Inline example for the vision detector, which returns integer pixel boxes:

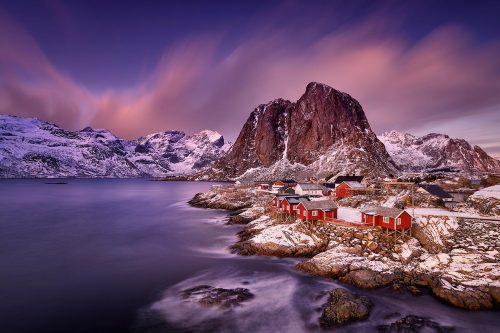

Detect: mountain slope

[0,115,227,178]
[379,130,500,174]
[203,82,398,181]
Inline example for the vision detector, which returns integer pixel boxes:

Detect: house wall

[324,210,337,220]
[373,212,412,229]
[335,183,353,198]
[297,204,322,221]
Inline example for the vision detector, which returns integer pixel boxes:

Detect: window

[396,218,401,225]
[383,216,390,223]
[312,210,318,216]
[291,204,296,211]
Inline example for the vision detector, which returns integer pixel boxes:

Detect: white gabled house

[294,183,325,196]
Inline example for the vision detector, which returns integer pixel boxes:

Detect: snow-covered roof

[300,200,337,211]
[361,206,405,218]
[471,185,500,200]
[296,183,324,190]
[283,196,310,204]
[342,181,364,188]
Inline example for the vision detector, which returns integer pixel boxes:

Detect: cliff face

[203,82,398,181]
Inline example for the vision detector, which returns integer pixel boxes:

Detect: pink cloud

[1,8,499,155]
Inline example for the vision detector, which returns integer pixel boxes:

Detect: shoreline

[189,187,500,312]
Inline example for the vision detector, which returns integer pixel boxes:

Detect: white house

[294,183,324,196]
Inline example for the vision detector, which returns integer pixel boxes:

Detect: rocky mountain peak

[203,82,398,181]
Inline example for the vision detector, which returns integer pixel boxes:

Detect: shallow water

[0,179,497,333]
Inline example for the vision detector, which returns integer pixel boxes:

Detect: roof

[361,206,405,218]
[255,180,273,185]
[333,175,364,184]
[300,200,338,211]
[277,179,296,184]
[419,184,452,199]
[341,181,364,189]
[322,183,336,189]
[273,194,299,201]
[283,196,311,204]
[296,183,325,190]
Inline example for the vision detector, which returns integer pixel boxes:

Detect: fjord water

[0,180,498,333]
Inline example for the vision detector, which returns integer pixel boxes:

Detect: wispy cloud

[1,5,499,155]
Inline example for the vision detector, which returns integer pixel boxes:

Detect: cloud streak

[1,6,499,155]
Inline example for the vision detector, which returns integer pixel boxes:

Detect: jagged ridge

[0,115,228,178]
[379,130,500,174]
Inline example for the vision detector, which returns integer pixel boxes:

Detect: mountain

[201,82,399,181]
[0,115,228,178]
[378,130,500,174]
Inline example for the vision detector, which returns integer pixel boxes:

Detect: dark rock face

[211,99,293,177]
[204,82,398,180]
[287,83,373,165]
[319,288,372,327]
[377,315,454,332]
[180,285,254,310]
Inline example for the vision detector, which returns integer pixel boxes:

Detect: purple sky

[1,0,499,157]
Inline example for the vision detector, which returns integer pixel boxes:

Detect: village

[232,174,500,239]
[189,173,500,318]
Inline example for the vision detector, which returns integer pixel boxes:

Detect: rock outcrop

[377,315,454,332]
[201,82,398,181]
[180,285,254,309]
[319,288,372,327]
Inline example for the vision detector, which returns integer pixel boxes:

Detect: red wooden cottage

[335,181,366,199]
[272,179,297,191]
[281,196,310,216]
[271,195,289,211]
[297,201,338,222]
[361,206,412,230]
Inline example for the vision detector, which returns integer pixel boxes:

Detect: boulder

[319,288,372,327]
[367,241,378,251]
[377,315,454,332]
[341,269,395,288]
[180,285,254,310]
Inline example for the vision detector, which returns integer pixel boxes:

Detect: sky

[0,0,499,157]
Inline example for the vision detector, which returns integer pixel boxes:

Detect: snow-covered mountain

[379,130,500,174]
[199,82,398,181]
[0,115,228,178]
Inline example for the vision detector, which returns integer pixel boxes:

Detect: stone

[180,285,254,310]
[367,241,378,251]
[319,288,372,328]
[377,315,454,332]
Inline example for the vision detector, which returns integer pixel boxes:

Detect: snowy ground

[337,207,362,223]
[407,208,500,222]
[471,185,500,200]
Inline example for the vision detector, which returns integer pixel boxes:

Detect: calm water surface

[0,179,498,333]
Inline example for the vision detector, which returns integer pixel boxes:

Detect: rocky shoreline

[189,187,499,325]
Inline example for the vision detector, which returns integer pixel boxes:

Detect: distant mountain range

[378,131,500,174]
[1,82,499,179]
[0,115,228,178]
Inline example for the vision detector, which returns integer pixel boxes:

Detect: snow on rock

[466,185,500,216]
[0,115,227,178]
[412,215,458,253]
[379,130,500,174]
